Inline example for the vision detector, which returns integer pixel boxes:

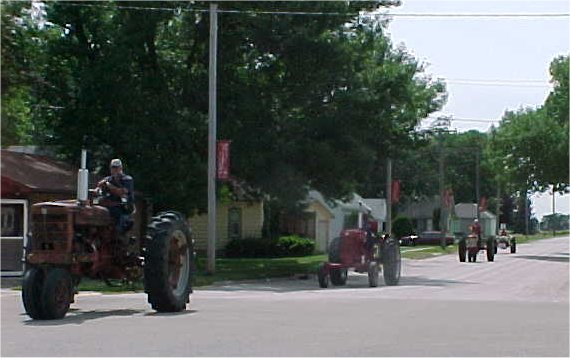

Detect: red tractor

[317,202,401,288]
[457,224,495,263]
[22,151,194,320]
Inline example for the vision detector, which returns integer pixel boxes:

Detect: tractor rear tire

[317,264,329,288]
[328,237,341,263]
[486,239,495,262]
[368,262,379,287]
[510,239,517,253]
[382,237,401,286]
[144,211,194,312]
[458,239,466,262]
[330,268,348,286]
[41,268,73,320]
[22,266,45,320]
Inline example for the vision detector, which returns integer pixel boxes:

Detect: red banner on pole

[443,189,452,208]
[479,196,487,212]
[217,140,231,180]
[391,180,400,204]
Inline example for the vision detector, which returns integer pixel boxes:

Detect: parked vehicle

[415,231,454,246]
[399,234,418,246]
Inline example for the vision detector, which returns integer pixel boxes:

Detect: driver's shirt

[104,174,134,204]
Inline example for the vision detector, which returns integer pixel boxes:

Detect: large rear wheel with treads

[144,211,194,312]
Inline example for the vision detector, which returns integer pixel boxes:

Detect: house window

[1,204,24,237]
[228,207,242,240]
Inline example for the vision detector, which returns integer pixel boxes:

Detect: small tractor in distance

[317,201,401,288]
[457,224,495,263]
[22,150,194,320]
[495,224,516,254]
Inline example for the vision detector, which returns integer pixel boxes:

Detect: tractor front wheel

[486,239,495,262]
[317,264,329,288]
[144,211,194,312]
[510,239,517,253]
[382,237,401,286]
[22,266,45,320]
[41,268,73,320]
[368,262,379,287]
[330,267,347,286]
[458,239,466,262]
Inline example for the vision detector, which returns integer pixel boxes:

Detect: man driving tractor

[472,218,482,247]
[96,158,134,236]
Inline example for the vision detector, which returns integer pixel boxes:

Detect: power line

[52,2,570,18]
[381,13,569,18]
[446,78,547,83]
[427,116,501,123]
[445,81,550,88]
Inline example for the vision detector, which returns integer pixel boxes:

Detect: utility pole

[207,3,218,274]
[429,116,453,247]
[496,184,501,233]
[386,158,392,236]
[524,189,529,235]
[475,150,480,223]
[438,136,445,247]
[550,184,556,236]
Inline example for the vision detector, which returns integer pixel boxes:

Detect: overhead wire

[50,2,570,18]
[48,1,559,128]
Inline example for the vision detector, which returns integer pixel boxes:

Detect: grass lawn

[73,254,327,293]
[13,231,567,293]
[400,245,457,260]
[514,230,568,244]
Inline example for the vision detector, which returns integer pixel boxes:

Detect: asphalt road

[1,236,568,357]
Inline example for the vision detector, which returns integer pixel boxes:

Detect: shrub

[275,235,315,257]
[224,235,315,258]
[393,216,413,239]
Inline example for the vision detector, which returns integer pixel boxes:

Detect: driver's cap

[110,158,123,168]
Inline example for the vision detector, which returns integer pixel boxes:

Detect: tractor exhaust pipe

[77,149,89,203]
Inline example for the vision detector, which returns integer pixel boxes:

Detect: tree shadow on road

[144,309,197,317]
[22,308,144,326]
[513,255,569,263]
[22,307,198,325]
[201,273,475,293]
[397,275,477,287]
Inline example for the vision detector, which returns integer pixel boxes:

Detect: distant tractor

[22,150,194,320]
[317,202,401,288]
[495,225,516,254]
[457,225,495,263]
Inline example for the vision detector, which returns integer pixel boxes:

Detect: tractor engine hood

[32,201,113,227]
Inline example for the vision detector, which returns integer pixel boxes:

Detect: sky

[381,0,570,221]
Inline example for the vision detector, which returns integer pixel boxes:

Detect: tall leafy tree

[489,55,569,193]
[19,0,447,215]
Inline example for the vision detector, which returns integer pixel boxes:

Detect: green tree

[25,1,445,216]
[489,55,569,193]
[1,1,54,146]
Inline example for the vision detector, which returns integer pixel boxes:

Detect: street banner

[217,140,231,180]
[479,196,487,212]
[391,180,400,204]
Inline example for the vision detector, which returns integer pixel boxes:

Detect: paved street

[1,236,568,356]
